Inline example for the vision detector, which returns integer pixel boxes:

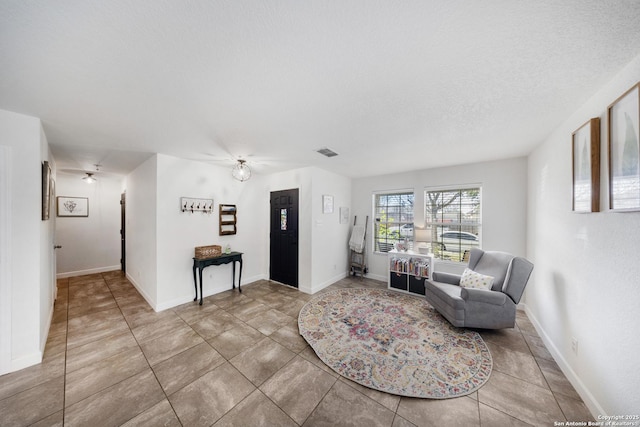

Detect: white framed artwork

[57,196,89,217]
[322,195,334,214]
[340,207,349,224]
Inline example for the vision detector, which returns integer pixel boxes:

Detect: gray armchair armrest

[431,271,461,285]
[460,288,507,306]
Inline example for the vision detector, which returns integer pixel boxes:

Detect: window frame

[372,189,415,254]
[424,184,482,263]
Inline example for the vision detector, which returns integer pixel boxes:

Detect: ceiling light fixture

[83,172,97,184]
[82,164,100,184]
[231,159,251,182]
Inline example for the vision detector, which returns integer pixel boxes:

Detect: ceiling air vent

[316,147,339,158]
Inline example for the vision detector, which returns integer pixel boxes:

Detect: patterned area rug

[298,288,492,398]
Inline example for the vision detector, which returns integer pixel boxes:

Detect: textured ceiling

[1,1,640,178]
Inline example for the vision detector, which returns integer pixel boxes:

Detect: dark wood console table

[192,252,243,305]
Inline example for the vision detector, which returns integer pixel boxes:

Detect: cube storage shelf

[388,250,434,296]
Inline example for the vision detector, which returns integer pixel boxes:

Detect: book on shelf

[409,258,430,278]
[389,257,409,273]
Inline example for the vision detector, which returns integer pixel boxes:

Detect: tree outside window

[424,187,481,262]
[373,192,414,253]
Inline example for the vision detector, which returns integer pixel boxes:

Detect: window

[373,191,414,253]
[424,186,481,262]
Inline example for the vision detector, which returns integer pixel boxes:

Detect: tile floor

[0,271,593,426]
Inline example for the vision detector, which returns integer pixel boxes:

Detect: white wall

[0,109,55,374]
[55,172,122,277]
[526,55,640,415]
[310,167,352,291]
[127,155,328,310]
[352,157,528,281]
[39,127,56,355]
[124,155,158,307]
[0,144,11,374]
[155,154,268,310]
[261,166,352,294]
[124,159,353,308]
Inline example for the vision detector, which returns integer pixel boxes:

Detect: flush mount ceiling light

[82,172,96,184]
[232,159,251,182]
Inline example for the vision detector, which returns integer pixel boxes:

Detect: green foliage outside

[375,214,400,252]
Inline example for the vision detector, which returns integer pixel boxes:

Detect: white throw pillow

[459,268,494,290]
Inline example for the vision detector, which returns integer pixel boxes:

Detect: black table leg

[232,261,236,290]
[193,266,198,302]
[238,259,243,292]
[198,268,204,305]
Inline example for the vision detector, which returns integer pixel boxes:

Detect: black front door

[270,189,299,288]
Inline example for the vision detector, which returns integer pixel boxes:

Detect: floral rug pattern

[298,288,492,398]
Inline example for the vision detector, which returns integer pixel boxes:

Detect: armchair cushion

[468,249,514,291]
[461,287,507,306]
[459,268,494,290]
[425,280,465,326]
[431,271,461,286]
[503,257,534,304]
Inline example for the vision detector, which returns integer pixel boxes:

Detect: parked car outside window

[400,223,413,237]
[386,223,414,238]
[438,231,479,252]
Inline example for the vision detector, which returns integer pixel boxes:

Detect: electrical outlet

[571,337,578,355]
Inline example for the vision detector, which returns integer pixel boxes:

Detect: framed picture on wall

[57,196,89,217]
[340,206,349,224]
[608,82,640,211]
[322,195,334,214]
[572,118,600,213]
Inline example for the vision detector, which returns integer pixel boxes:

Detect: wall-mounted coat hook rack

[181,197,214,214]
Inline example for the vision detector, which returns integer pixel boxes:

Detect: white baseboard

[125,272,157,311]
[365,273,386,282]
[241,274,269,285]
[522,304,605,417]
[1,267,52,376]
[298,281,312,294]
[298,286,313,295]
[57,265,121,279]
[10,351,42,373]
[156,294,199,312]
[40,299,54,354]
[8,291,55,374]
[308,271,348,294]
[154,274,268,312]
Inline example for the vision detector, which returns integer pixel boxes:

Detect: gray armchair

[425,248,533,329]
